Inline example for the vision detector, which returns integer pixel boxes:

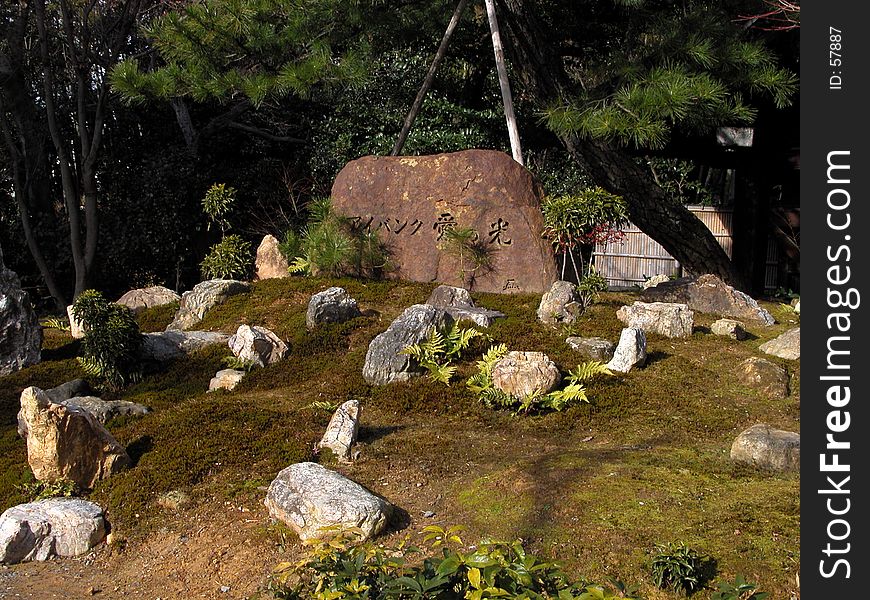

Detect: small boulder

[363,305,453,385]
[255,234,290,280]
[711,318,748,340]
[141,330,230,362]
[116,286,180,314]
[17,387,130,489]
[737,357,789,398]
[59,396,150,424]
[66,305,86,340]
[306,287,362,330]
[616,302,694,338]
[0,498,106,564]
[318,399,361,462]
[228,325,288,367]
[264,462,392,541]
[208,369,246,392]
[0,261,42,375]
[642,274,775,325]
[491,351,561,399]
[793,299,800,315]
[730,424,799,471]
[167,279,250,331]
[641,274,670,289]
[759,327,800,360]
[425,285,504,328]
[42,379,92,404]
[537,281,580,326]
[566,337,615,362]
[606,327,647,373]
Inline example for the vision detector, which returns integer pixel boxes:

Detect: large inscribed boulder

[1,261,41,375]
[331,150,557,294]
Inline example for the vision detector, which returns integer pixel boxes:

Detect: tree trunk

[484,0,523,165]
[391,0,469,156]
[495,0,745,289]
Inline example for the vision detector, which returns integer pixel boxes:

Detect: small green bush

[650,542,709,594]
[200,234,253,280]
[270,525,640,600]
[71,290,143,389]
[17,476,79,501]
[202,182,237,233]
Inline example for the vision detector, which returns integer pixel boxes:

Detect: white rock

[255,234,290,280]
[318,400,361,462]
[141,330,230,362]
[759,327,800,360]
[711,318,747,340]
[306,287,362,330]
[66,304,86,340]
[228,324,288,367]
[616,301,694,338]
[264,462,392,541]
[0,498,106,564]
[491,351,561,399]
[606,327,647,373]
[116,286,180,314]
[208,369,246,392]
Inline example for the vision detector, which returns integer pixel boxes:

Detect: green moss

[135,302,179,332]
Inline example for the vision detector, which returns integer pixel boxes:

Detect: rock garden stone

[425,285,504,327]
[606,327,647,373]
[228,324,288,367]
[759,327,800,360]
[167,279,250,331]
[17,387,131,489]
[42,379,92,403]
[255,234,290,280]
[616,301,694,338]
[0,260,42,376]
[58,396,150,424]
[491,351,561,399]
[793,299,800,314]
[264,462,392,541]
[208,369,246,392]
[318,399,361,462]
[331,149,558,294]
[537,281,581,326]
[737,357,789,399]
[306,287,362,330]
[642,273,775,325]
[66,304,86,339]
[0,498,106,564]
[566,336,615,362]
[730,423,799,471]
[140,330,230,362]
[711,318,748,340]
[641,274,670,289]
[363,304,453,385]
[116,286,180,314]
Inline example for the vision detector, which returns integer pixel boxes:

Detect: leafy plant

[287,197,389,278]
[42,316,71,332]
[200,234,253,280]
[17,477,79,501]
[269,525,641,600]
[467,345,612,414]
[402,323,488,385]
[645,158,716,206]
[202,183,237,234]
[305,400,340,414]
[577,265,609,315]
[542,188,628,282]
[650,542,709,594]
[711,575,768,600]
[222,355,258,372]
[71,290,143,390]
[438,226,494,287]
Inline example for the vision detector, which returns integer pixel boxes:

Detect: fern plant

[467,345,612,414]
[401,323,487,385]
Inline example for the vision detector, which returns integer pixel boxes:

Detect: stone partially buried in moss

[264,462,392,541]
[737,357,788,399]
[730,424,799,471]
[167,279,250,330]
[759,327,800,360]
[491,351,561,399]
[616,301,694,338]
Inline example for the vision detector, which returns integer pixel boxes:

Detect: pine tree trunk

[495,0,746,289]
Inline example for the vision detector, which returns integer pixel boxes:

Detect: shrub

[270,525,640,600]
[17,477,79,501]
[71,290,143,389]
[287,197,390,278]
[402,323,488,385]
[200,234,253,280]
[467,345,612,414]
[650,542,709,594]
[202,182,237,233]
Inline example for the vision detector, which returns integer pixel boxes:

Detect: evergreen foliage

[201,234,253,280]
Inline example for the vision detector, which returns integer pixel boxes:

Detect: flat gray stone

[711,318,748,340]
[616,301,694,338]
[537,281,581,326]
[264,462,392,541]
[363,305,453,385]
[306,287,362,330]
[730,424,799,471]
[426,285,504,328]
[141,330,230,362]
[167,279,250,331]
[759,327,800,360]
[59,396,150,424]
[42,379,92,404]
[642,274,775,325]
[737,357,788,398]
[566,337,615,362]
[0,498,106,564]
[116,286,180,314]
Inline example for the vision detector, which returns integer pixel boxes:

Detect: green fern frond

[288,256,311,274]
[567,361,613,383]
[542,383,590,411]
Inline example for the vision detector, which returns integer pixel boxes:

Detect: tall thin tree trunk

[484,0,523,165]
[391,0,469,156]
